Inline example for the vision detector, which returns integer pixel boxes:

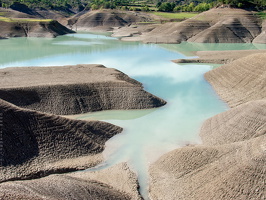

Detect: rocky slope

[149,52,266,199]
[0,64,166,115]
[0,99,122,182]
[204,53,266,107]
[253,20,266,44]
[173,49,266,64]
[0,163,141,200]
[68,9,153,31]
[0,19,74,38]
[200,100,266,145]
[119,8,264,44]
[149,101,266,200]
[149,134,265,200]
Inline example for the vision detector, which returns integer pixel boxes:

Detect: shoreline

[0,29,265,200]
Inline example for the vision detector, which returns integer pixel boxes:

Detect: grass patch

[151,12,198,19]
[256,12,266,19]
[0,17,53,23]
[0,12,7,16]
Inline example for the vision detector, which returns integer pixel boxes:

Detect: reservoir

[1,33,265,198]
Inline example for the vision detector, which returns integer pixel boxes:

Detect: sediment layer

[119,8,264,44]
[0,163,141,200]
[0,99,122,182]
[204,53,266,107]
[0,64,166,115]
[173,49,266,64]
[149,135,266,200]
[0,19,74,38]
[200,100,266,145]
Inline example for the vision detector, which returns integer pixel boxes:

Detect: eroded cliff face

[149,134,266,200]
[149,100,266,200]
[0,99,123,182]
[68,9,153,31]
[117,8,265,44]
[148,52,266,200]
[0,64,166,115]
[200,100,266,146]
[204,53,266,108]
[0,163,142,200]
[0,19,74,38]
[253,20,266,44]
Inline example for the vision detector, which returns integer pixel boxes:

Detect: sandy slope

[0,20,74,38]
[200,100,266,145]
[0,99,122,182]
[173,49,266,64]
[0,64,166,115]
[204,53,266,107]
[0,163,141,200]
[149,52,266,200]
[69,9,153,31]
[149,135,265,200]
[120,8,264,44]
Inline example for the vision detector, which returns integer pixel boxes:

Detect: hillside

[118,8,265,44]
[0,99,122,182]
[0,17,74,38]
[0,64,166,115]
[205,53,266,107]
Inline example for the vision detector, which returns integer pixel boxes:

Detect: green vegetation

[256,11,266,19]
[152,12,198,19]
[0,0,265,14]
[0,16,52,22]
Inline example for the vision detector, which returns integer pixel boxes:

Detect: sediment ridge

[173,49,266,64]
[0,163,142,200]
[0,64,166,115]
[204,53,266,107]
[0,19,74,38]
[149,52,266,199]
[149,134,266,200]
[200,100,266,145]
[0,99,123,182]
[117,8,265,44]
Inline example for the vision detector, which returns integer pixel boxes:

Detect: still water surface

[1,33,265,198]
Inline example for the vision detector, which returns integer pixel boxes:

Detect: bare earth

[173,49,266,64]
[149,134,266,200]
[116,8,265,44]
[205,53,266,107]
[0,99,122,183]
[0,64,166,115]
[0,163,141,200]
[149,53,266,200]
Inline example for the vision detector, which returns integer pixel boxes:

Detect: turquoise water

[1,33,265,199]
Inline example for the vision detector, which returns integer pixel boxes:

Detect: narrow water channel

[1,33,265,199]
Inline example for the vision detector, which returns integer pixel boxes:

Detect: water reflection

[1,33,263,199]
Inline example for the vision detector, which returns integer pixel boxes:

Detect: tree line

[0,0,265,12]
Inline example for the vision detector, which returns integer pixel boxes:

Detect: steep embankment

[253,20,266,43]
[120,8,264,44]
[149,101,266,199]
[149,134,266,200]
[173,49,266,64]
[0,163,141,200]
[149,52,266,199]
[0,18,74,38]
[204,53,266,107]
[0,99,122,182]
[187,8,261,43]
[200,100,266,145]
[0,64,166,115]
[69,9,153,31]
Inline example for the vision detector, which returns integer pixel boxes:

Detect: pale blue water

[1,33,265,199]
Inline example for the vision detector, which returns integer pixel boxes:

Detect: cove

[1,33,265,199]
